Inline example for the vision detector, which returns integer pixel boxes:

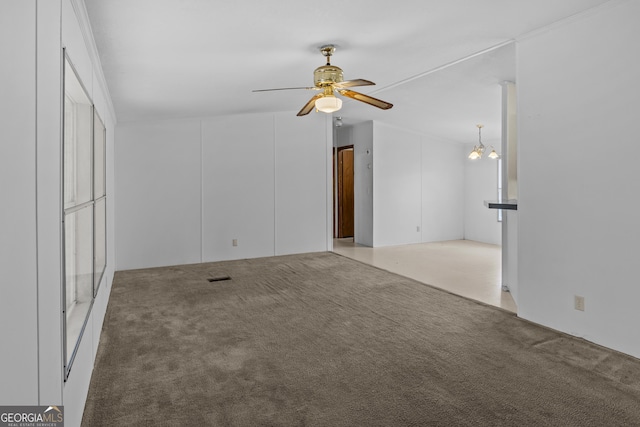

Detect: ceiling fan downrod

[320,45,336,65]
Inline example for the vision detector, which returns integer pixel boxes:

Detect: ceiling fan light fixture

[315,95,342,113]
[256,45,392,117]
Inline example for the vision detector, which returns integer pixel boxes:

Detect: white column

[500,81,518,305]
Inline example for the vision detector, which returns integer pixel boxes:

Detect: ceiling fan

[253,45,393,117]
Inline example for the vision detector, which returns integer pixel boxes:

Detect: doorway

[334,146,354,238]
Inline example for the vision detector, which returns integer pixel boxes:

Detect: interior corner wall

[115,112,330,270]
[517,0,640,358]
[463,142,501,245]
[351,122,374,247]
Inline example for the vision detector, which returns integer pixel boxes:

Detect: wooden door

[337,147,354,238]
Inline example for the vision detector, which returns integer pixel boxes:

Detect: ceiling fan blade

[252,86,317,92]
[333,79,375,89]
[338,89,393,110]
[297,94,324,116]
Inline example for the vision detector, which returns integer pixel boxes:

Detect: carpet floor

[82,252,640,426]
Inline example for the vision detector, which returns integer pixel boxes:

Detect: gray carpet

[82,252,640,426]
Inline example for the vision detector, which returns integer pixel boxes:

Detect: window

[62,51,107,379]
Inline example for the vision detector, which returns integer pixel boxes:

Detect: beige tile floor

[332,238,517,313]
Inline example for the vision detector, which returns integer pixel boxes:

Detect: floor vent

[208,275,231,282]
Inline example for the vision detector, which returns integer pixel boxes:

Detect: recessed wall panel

[202,114,275,261]
[274,112,329,255]
[115,120,202,270]
[373,123,422,247]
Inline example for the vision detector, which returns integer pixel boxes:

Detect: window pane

[64,58,93,209]
[94,111,106,198]
[64,206,93,368]
[94,198,106,296]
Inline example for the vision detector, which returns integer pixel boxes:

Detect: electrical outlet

[232,239,238,247]
[416,226,420,232]
[574,295,585,311]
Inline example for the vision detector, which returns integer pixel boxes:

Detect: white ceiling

[84,0,610,143]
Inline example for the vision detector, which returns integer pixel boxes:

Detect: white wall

[0,0,39,405]
[38,0,64,406]
[340,121,467,247]
[274,113,330,255]
[463,142,501,245]
[373,123,422,246]
[422,135,466,243]
[345,121,467,247]
[517,0,640,358]
[504,210,518,303]
[362,122,465,247]
[116,119,202,269]
[351,122,375,247]
[202,114,274,261]
[116,112,331,270]
[1,1,117,425]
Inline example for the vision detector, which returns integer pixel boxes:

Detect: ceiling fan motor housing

[314,65,343,87]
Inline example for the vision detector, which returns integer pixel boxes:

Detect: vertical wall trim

[325,115,333,251]
[199,120,203,263]
[462,143,467,240]
[419,138,423,242]
[34,0,64,404]
[272,114,277,255]
[34,2,41,403]
[57,27,64,401]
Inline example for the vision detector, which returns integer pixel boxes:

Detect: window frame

[62,49,107,381]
